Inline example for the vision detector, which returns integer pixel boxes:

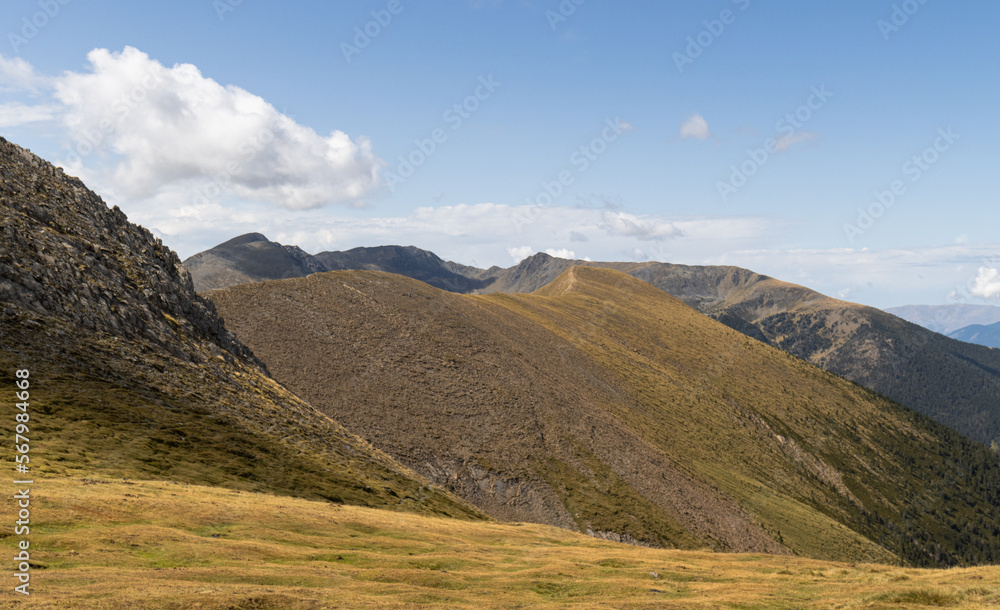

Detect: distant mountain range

[949,321,1000,349]
[208,264,1000,566]
[183,233,493,293]
[885,304,1000,335]
[185,235,1000,447]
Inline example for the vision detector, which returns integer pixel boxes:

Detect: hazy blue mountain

[949,322,1000,349]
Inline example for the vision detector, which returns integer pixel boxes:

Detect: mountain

[181,232,327,292]
[612,260,1000,447]
[316,245,493,293]
[209,266,1000,567]
[0,137,480,519]
[186,238,1000,445]
[183,234,489,293]
[950,321,1000,349]
[885,304,1000,334]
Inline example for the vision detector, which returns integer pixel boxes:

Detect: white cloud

[123,193,1000,309]
[545,248,576,259]
[507,246,534,263]
[0,55,47,92]
[53,47,381,209]
[970,267,1000,299]
[774,131,819,153]
[680,113,711,140]
[504,246,575,264]
[600,211,683,241]
[132,201,777,271]
[709,245,1000,308]
[0,102,58,127]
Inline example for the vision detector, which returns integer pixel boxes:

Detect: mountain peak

[221,232,273,247]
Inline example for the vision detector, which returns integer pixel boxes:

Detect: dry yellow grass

[1,477,998,608]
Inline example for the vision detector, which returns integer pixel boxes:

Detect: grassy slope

[208,270,766,554]
[210,267,1000,567]
[2,477,999,609]
[0,310,482,520]
[629,266,1000,447]
[469,254,1000,447]
[483,267,1000,567]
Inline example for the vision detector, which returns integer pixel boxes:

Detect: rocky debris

[0,137,260,368]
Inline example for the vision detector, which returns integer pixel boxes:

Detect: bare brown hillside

[209,270,781,553]
[210,267,1000,567]
[187,237,1000,446]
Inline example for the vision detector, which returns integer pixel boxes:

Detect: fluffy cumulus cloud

[545,248,577,259]
[505,246,578,264]
[506,246,535,263]
[970,267,1000,299]
[679,113,711,140]
[53,47,381,209]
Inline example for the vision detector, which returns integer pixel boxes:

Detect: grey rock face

[0,136,260,367]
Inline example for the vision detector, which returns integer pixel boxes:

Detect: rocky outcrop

[0,137,483,519]
[0,137,258,367]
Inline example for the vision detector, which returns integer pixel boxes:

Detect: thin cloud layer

[774,131,819,153]
[600,211,683,241]
[0,55,46,92]
[0,102,58,127]
[52,47,381,209]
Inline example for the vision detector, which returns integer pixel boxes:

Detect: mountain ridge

[186,235,1000,446]
[210,265,1000,566]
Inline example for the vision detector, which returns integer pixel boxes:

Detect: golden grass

[1,477,998,608]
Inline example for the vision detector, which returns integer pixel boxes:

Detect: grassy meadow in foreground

[1,478,999,608]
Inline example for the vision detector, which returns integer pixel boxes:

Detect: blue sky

[2,0,999,308]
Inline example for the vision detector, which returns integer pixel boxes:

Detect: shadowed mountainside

[210,266,1000,567]
[0,138,480,519]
